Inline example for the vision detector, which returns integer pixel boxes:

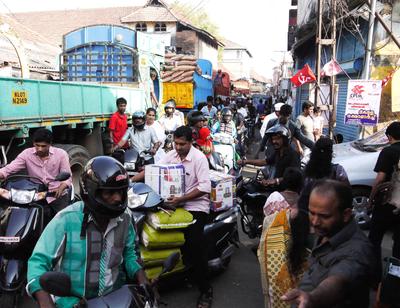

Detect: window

[154,23,167,32]
[135,23,147,32]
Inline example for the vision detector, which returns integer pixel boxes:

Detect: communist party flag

[290,64,317,87]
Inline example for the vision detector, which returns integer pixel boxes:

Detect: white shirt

[237,107,248,118]
[201,105,218,119]
[260,112,278,137]
[313,115,324,133]
[158,114,184,132]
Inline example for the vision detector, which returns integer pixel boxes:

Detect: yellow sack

[141,223,185,249]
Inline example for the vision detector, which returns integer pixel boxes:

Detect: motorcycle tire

[0,292,17,308]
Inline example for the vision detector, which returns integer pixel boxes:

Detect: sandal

[197,287,213,308]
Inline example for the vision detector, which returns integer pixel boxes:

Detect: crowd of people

[1,92,399,308]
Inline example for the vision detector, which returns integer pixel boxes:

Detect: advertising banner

[344,80,382,126]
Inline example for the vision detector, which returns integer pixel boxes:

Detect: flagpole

[329,0,337,138]
[314,0,323,105]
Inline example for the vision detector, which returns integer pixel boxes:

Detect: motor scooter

[38,252,180,308]
[127,182,239,273]
[236,167,271,239]
[112,148,149,176]
[0,172,71,307]
[212,132,239,174]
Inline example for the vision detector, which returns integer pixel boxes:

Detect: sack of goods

[141,223,185,249]
[209,170,236,212]
[145,259,185,280]
[140,246,181,267]
[147,208,194,230]
[145,164,185,199]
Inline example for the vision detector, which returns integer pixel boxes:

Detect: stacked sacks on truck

[140,208,194,280]
[161,53,198,83]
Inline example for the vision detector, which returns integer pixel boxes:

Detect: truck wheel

[54,144,90,193]
[84,126,104,157]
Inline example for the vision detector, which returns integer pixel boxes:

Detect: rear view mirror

[55,172,71,182]
[39,272,72,297]
[160,252,180,275]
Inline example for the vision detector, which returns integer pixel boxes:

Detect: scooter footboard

[0,257,26,291]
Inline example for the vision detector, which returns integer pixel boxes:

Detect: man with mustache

[239,124,300,188]
[282,180,376,308]
[0,128,72,222]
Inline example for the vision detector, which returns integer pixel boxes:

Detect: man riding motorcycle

[211,107,237,139]
[158,99,184,133]
[240,124,301,187]
[116,111,161,165]
[27,156,148,308]
[0,128,72,222]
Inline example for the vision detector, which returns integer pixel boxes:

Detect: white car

[333,128,389,228]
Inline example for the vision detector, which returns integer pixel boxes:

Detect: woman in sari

[258,167,309,308]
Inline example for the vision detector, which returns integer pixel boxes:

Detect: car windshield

[352,129,389,152]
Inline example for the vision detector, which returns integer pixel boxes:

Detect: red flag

[290,64,316,87]
[382,68,398,88]
[321,59,342,77]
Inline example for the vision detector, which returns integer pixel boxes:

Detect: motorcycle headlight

[128,191,148,209]
[10,189,35,204]
[124,162,136,170]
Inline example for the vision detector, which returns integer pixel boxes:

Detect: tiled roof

[12,6,139,46]
[222,39,247,50]
[0,14,60,70]
[121,6,177,23]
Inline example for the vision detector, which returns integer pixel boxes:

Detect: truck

[162,58,213,111]
[0,24,167,187]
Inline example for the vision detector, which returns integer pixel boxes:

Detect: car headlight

[124,162,136,170]
[128,191,148,209]
[10,189,35,204]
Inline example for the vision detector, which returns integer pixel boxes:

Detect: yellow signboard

[12,90,28,105]
[162,82,194,109]
[392,70,400,112]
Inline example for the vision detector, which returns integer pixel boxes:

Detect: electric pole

[314,0,338,138]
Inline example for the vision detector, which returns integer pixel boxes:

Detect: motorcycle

[0,172,71,307]
[163,130,174,153]
[127,182,239,273]
[244,117,256,145]
[39,252,180,308]
[236,167,271,239]
[212,132,239,174]
[112,148,150,176]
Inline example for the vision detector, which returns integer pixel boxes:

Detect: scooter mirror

[160,252,180,275]
[55,172,71,182]
[39,272,72,297]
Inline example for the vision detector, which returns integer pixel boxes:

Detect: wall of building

[198,40,218,70]
[221,49,251,79]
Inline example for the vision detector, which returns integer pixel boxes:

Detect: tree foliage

[169,0,219,38]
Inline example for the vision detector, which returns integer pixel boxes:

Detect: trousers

[181,211,210,293]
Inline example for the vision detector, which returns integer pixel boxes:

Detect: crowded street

[1,0,400,308]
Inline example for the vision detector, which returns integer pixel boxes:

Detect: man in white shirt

[200,96,218,120]
[260,102,284,137]
[296,101,315,157]
[158,99,184,132]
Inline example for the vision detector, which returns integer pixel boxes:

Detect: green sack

[146,208,194,230]
[141,223,185,249]
[145,259,185,280]
[140,245,181,268]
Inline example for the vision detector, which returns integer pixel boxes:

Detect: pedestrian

[312,107,324,141]
[109,97,128,150]
[258,167,309,308]
[297,137,349,212]
[256,98,265,116]
[131,126,213,308]
[296,101,315,158]
[282,180,377,307]
[150,69,159,109]
[146,107,166,162]
[0,128,72,223]
[368,121,400,261]
[259,102,284,138]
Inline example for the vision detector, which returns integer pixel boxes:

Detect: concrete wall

[221,49,252,79]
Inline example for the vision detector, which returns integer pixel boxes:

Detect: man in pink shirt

[131,125,213,308]
[0,128,72,221]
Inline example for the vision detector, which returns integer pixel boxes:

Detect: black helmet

[187,110,206,126]
[80,156,129,218]
[132,111,146,130]
[265,124,291,140]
